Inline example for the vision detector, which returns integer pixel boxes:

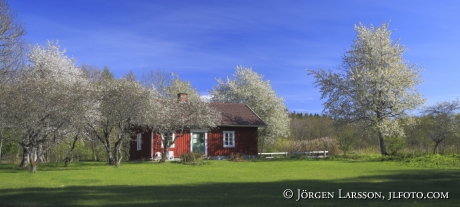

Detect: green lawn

[0,159,459,207]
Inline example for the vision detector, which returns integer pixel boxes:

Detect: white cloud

[200,95,212,102]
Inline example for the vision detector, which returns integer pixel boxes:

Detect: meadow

[0,156,459,207]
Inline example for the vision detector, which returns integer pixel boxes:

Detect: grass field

[0,158,459,207]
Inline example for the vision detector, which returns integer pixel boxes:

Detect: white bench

[292,151,329,158]
[258,152,288,158]
[153,151,175,161]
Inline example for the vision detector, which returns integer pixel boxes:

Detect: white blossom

[9,40,89,171]
[308,23,425,155]
[210,66,290,150]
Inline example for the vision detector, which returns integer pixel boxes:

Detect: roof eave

[243,104,267,126]
[217,124,267,128]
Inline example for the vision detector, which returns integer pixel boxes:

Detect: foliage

[289,113,334,142]
[88,72,151,167]
[273,137,339,156]
[420,100,460,154]
[180,152,205,165]
[0,128,20,162]
[8,41,90,172]
[286,112,367,155]
[0,0,25,77]
[210,66,290,152]
[0,0,25,166]
[385,136,407,155]
[229,152,245,161]
[141,70,201,101]
[307,23,425,155]
[329,153,460,169]
[335,126,355,155]
[47,137,107,163]
[394,153,460,168]
[271,137,290,153]
[165,75,201,102]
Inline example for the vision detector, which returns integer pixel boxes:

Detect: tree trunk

[95,130,115,165]
[105,135,115,165]
[433,141,441,154]
[19,145,29,168]
[376,111,388,156]
[160,140,168,163]
[37,144,47,163]
[30,161,37,172]
[259,137,264,154]
[258,129,265,154]
[91,139,97,161]
[107,150,114,165]
[0,128,3,162]
[64,134,80,167]
[114,158,121,167]
[377,130,388,156]
[303,140,308,153]
[29,146,38,173]
[102,138,114,165]
[114,138,123,167]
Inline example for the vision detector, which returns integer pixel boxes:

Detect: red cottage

[129,96,266,160]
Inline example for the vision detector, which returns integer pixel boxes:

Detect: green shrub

[396,153,460,168]
[229,152,245,162]
[329,153,460,168]
[386,136,407,155]
[180,152,205,165]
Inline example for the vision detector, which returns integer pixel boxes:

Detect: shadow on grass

[1,170,459,207]
[0,162,112,173]
[249,157,325,162]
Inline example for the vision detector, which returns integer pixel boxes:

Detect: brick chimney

[177,93,188,103]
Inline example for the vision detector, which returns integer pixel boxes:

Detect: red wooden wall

[207,127,258,156]
[129,130,153,160]
[152,132,191,158]
[130,126,259,160]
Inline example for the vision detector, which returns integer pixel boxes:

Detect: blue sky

[10,0,460,114]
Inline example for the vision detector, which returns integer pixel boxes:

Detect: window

[223,131,235,148]
[161,132,175,148]
[136,133,142,151]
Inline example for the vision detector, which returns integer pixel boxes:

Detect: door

[192,132,205,153]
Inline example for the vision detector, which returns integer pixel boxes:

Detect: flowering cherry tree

[11,41,89,172]
[308,23,425,155]
[0,0,25,162]
[210,66,290,152]
[86,73,152,167]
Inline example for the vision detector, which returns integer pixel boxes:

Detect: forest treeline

[268,111,460,156]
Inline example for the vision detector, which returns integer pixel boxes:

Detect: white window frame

[136,133,142,151]
[161,132,175,148]
[223,131,235,148]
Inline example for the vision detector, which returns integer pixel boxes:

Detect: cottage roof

[209,103,266,127]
